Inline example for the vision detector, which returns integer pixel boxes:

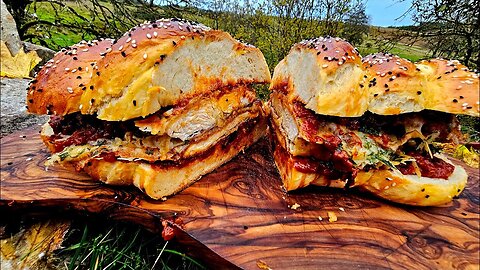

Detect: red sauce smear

[397,153,454,179]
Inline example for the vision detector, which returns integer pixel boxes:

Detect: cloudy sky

[366,0,414,26]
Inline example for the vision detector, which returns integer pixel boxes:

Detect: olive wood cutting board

[1,127,479,269]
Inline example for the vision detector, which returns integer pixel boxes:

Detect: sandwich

[269,37,479,206]
[27,18,271,199]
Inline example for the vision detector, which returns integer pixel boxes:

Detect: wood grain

[1,127,479,269]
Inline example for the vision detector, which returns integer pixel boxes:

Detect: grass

[57,219,205,270]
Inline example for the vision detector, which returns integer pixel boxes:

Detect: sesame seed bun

[270,37,368,117]
[418,58,479,117]
[28,18,271,121]
[27,39,115,115]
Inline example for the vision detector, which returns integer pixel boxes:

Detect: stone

[1,0,22,56]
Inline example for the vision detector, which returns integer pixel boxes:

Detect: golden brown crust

[27,39,115,115]
[270,37,368,117]
[363,53,425,115]
[68,116,267,199]
[417,59,479,116]
[79,18,270,120]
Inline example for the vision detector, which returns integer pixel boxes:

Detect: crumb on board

[318,216,323,221]
[339,207,345,212]
[327,211,337,222]
[290,203,301,210]
[257,260,272,270]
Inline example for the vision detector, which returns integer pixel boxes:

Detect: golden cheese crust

[28,18,271,120]
[27,39,115,115]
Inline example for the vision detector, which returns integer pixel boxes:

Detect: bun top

[28,18,271,120]
[270,37,368,117]
[417,59,479,117]
[27,39,115,115]
[363,53,425,115]
[271,37,479,117]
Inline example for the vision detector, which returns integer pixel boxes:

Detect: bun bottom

[44,117,266,200]
[273,143,467,206]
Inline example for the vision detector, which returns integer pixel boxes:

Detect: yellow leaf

[0,220,70,270]
[0,41,41,78]
[454,145,479,168]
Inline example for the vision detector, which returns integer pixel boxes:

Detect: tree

[405,0,479,69]
[342,1,370,46]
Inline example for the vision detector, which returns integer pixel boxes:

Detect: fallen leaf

[0,41,41,78]
[257,260,273,270]
[0,220,70,270]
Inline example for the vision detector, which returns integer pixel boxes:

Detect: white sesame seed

[118,45,123,50]
[82,49,89,52]
[132,39,136,44]
[143,53,147,59]
[71,69,77,73]
[181,35,185,39]
[79,104,83,110]
[126,37,131,43]
[153,31,158,37]
[322,64,328,68]
[392,182,397,187]
[391,76,397,80]
[327,57,332,61]
[67,87,73,93]
[85,67,89,72]
[462,102,469,106]
[386,177,393,181]
[132,43,137,48]
[339,207,345,212]
[384,186,390,190]
[338,61,343,65]
[146,33,152,39]
[65,67,70,71]
[457,85,462,90]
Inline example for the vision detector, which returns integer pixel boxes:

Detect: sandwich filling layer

[44,87,263,164]
[270,93,461,185]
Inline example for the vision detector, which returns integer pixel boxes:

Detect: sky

[365,0,414,27]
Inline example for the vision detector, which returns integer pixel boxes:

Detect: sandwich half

[27,18,271,199]
[269,37,479,206]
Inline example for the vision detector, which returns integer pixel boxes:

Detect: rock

[0,77,48,137]
[1,0,22,56]
[23,41,56,75]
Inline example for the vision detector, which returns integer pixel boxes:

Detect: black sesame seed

[359,84,364,88]
[96,71,100,76]
[373,93,378,97]
[437,76,442,79]
[28,99,33,103]
[384,84,388,88]
[172,41,177,46]
[77,76,82,79]
[388,71,392,75]
[453,99,458,103]
[317,51,321,55]
[425,195,430,198]
[243,225,248,229]
[467,106,472,109]
[417,91,422,95]
[79,83,84,87]
[121,51,127,57]
[160,54,166,61]
[364,75,368,78]
[90,63,95,66]
[89,85,94,90]
[78,67,82,71]
[461,212,467,216]
[91,98,95,104]
[82,87,87,91]
[37,89,43,92]
[385,89,390,92]
[73,57,78,60]
[459,96,464,99]
[133,100,137,106]
[421,188,425,192]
